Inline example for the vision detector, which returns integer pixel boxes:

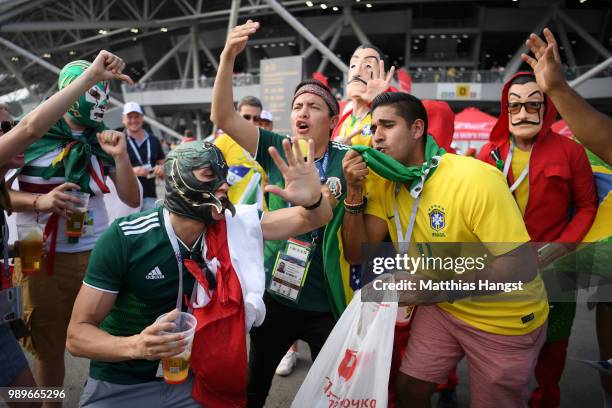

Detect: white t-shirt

[16,146,111,253]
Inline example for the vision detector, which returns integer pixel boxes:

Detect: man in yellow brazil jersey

[341,92,549,408]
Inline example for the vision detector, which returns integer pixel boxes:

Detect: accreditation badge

[268,238,313,302]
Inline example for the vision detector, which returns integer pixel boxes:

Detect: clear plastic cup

[155,311,197,384]
[17,224,45,275]
[64,191,90,238]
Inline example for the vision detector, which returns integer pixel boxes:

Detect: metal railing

[122,64,611,94]
[124,74,260,93]
[407,64,612,83]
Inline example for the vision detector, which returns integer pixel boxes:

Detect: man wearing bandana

[332,44,395,146]
[66,139,331,407]
[342,92,549,407]
[478,72,597,407]
[8,54,140,395]
[212,20,355,408]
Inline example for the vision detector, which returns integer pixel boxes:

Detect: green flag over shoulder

[22,118,114,194]
[323,135,446,318]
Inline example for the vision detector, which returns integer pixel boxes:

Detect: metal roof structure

[1,0,611,138]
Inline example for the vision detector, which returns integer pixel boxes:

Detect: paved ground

[18,290,604,407]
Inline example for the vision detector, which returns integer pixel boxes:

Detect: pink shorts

[399,305,546,407]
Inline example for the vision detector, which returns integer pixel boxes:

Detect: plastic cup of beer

[156,311,197,385]
[64,191,90,238]
[17,224,44,275]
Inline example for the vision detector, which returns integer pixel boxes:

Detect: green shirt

[256,129,349,312]
[83,207,196,385]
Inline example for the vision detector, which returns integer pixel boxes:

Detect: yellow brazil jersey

[510,147,531,215]
[337,112,373,147]
[364,154,548,335]
[214,133,267,211]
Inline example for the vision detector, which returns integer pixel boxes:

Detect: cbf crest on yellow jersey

[364,153,549,336]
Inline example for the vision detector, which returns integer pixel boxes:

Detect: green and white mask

[58,60,109,128]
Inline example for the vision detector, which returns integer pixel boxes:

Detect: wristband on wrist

[344,197,367,214]
[303,192,323,210]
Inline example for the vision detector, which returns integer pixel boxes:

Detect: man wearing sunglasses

[215,96,268,210]
[478,72,597,407]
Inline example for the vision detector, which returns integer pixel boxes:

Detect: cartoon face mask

[346,47,381,99]
[507,81,545,142]
[58,60,109,129]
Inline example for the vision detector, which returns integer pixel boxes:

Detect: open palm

[521,28,565,94]
[264,139,321,207]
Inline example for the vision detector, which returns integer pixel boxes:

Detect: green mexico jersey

[83,207,196,384]
[256,129,349,312]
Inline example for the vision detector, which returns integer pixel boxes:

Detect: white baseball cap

[260,110,273,122]
[123,101,143,115]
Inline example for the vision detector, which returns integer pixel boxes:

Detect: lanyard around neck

[163,209,205,311]
[128,135,151,166]
[394,185,421,255]
[502,141,530,193]
[315,147,330,183]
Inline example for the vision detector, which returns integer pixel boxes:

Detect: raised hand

[88,50,134,85]
[36,182,82,218]
[264,138,321,207]
[97,130,128,159]
[521,28,566,95]
[354,60,396,104]
[222,20,260,61]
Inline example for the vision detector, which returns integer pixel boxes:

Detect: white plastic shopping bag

[292,283,398,408]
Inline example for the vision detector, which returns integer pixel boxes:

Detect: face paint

[58,60,109,129]
[163,141,235,224]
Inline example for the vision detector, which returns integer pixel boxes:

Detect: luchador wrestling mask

[507,80,545,142]
[164,141,235,223]
[346,45,382,99]
[58,60,109,129]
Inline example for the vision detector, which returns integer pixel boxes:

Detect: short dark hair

[371,92,428,146]
[237,95,262,111]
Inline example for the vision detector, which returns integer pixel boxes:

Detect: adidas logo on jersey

[146,267,165,280]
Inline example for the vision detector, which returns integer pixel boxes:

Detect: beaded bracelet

[344,197,367,214]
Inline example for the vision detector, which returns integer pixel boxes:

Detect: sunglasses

[242,114,261,123]
[507,101,544,114]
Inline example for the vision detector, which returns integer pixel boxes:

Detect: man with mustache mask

[332,44,395,146]
[67,139,332,407]
[478,72,597,408]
